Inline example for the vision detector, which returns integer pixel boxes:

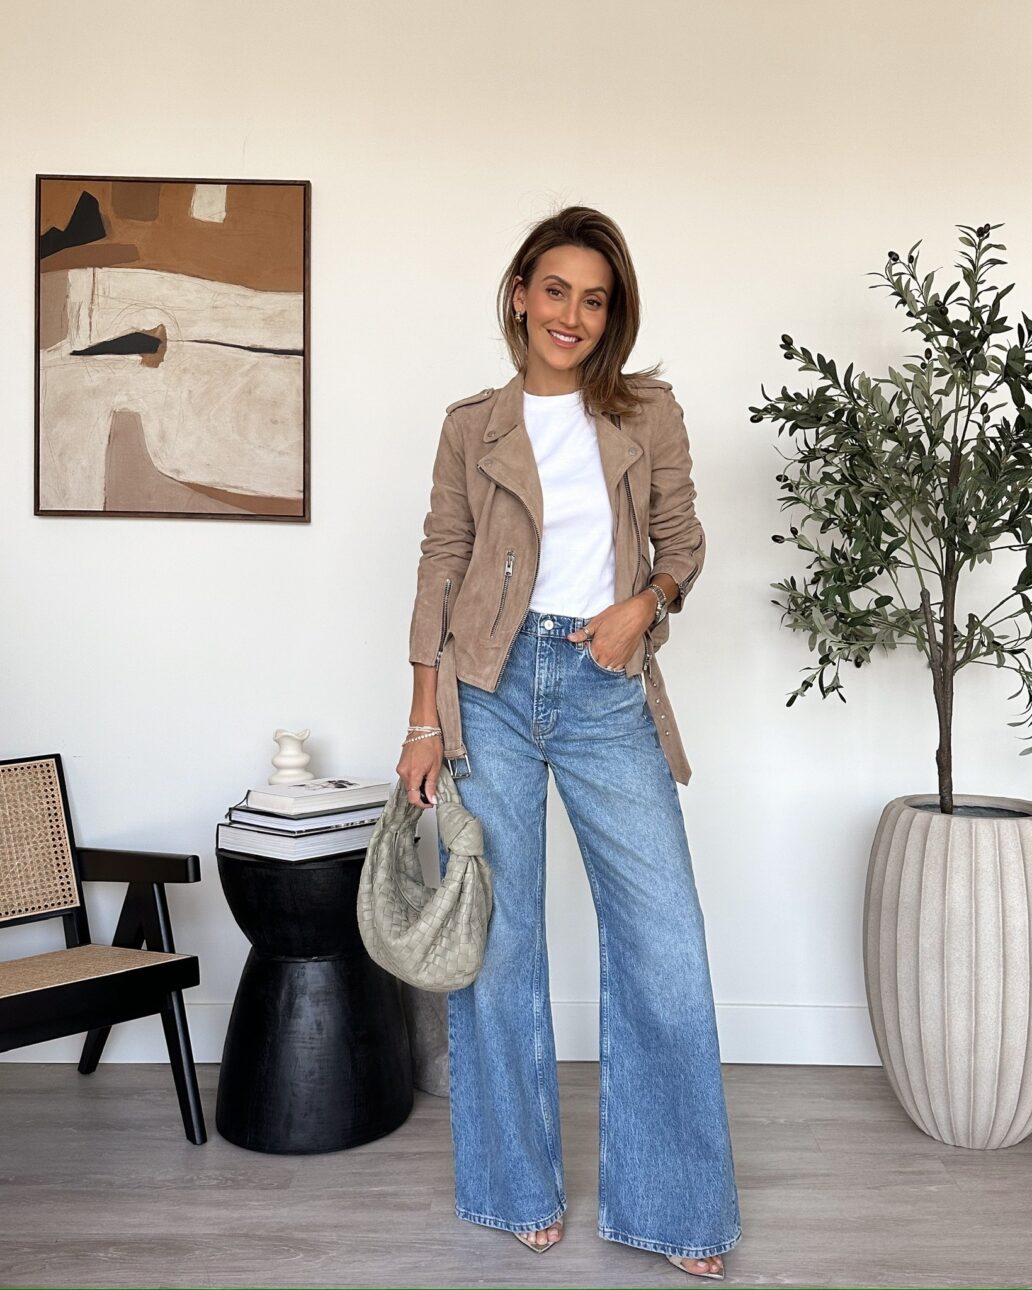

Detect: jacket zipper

[624,471,653,678]
[477,463,541,680]
[489,549,516,637]
[624,472,645,582]
[433,576,453,670]
[615,411,644,578]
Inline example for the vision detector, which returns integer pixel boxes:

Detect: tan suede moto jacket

[407,369,706,785]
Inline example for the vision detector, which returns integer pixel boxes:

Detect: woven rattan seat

[0,753,207,1143]
[0,944,191,999]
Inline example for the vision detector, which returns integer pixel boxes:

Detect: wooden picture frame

[35,174,311,521]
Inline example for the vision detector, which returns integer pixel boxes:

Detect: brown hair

[495,205,663,418]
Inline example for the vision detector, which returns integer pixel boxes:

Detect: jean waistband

[518,609,593,638]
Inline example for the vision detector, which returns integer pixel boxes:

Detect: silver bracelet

[407,724,441,732]
[645,581,668,622]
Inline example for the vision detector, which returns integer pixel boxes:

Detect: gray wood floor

[0,1062,1029,1289]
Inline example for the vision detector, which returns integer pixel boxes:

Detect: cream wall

[3,0,1031,1063]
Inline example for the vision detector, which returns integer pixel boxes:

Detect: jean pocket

[585,637,626,675]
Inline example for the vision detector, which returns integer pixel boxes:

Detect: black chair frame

[0,754,207,1144]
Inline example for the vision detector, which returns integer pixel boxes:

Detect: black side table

[215,847,413,1153]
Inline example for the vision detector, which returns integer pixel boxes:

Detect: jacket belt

[640,647,693,785]
[436,635,470,775]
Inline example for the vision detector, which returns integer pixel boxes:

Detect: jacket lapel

[477,371,643,536]
[478,373,544,533]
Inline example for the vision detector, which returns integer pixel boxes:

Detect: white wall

[3,0,1031,1063]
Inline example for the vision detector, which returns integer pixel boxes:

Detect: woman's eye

[546,287,603,308]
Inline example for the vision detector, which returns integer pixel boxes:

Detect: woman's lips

[547,329,582,349]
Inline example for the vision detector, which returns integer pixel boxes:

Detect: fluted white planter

[863,793,1032,1148]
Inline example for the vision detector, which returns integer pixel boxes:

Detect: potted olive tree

[750,224,1032,1149]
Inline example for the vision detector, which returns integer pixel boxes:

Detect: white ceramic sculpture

[269,728,314,785]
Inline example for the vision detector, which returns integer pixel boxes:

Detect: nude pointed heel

[513,1220,563,1253]
[666,1252,725,1280]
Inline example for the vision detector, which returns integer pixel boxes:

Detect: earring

[514,309,524,323]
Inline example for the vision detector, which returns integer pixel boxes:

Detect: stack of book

[217,775,393,861]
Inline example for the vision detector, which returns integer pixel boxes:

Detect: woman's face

[513,244,613,381]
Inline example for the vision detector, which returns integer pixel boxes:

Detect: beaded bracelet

[402,730,442,746]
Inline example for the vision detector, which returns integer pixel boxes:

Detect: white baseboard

[0,1001,882,1065]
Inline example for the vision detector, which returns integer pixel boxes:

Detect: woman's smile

[547,328,582,349]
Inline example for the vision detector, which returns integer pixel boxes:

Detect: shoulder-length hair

[495,205,663,418]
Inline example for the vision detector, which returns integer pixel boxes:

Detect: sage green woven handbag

[357,764,493,991]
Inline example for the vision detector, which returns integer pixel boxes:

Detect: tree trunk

[935,667,955,815]
[920,584,955,814]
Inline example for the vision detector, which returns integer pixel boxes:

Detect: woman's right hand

[396,732,444,810]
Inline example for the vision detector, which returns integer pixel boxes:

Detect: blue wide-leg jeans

[436,609,742,1260]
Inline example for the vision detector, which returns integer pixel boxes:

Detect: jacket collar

[478,370,642,533]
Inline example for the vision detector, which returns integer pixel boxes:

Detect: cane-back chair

[0,753,206,1143]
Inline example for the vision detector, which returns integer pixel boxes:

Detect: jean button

[542,617,554,629]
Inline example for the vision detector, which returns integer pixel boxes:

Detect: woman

[398,206,741,1280]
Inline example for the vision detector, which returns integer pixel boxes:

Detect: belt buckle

[446,752,472,780]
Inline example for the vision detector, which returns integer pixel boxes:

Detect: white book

[228,804,385,833]
[217,821,379,860]
[244,775,392,818]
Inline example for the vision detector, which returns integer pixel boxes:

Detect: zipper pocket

[475,459,542,679]
[434,577,453,669]
[489,549,516,637]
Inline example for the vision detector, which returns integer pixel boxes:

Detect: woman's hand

[566,594,656,670]
[397,730,444,810]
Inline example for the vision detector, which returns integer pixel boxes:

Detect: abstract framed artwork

[35,174,310,520]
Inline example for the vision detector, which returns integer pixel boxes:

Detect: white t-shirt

[522,388,616,617]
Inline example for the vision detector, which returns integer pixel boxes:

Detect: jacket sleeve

[408,412,476,667]
[648,389,706,614]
